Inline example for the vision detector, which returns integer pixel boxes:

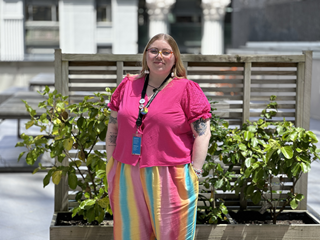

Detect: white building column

[112,0,138,54]
[0,0,24,60]
[201,0,230,55]
[146,0,175,39]
[59,0,96,53]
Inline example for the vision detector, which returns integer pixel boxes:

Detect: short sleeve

[181,80,212,124]
[108,76,130,111]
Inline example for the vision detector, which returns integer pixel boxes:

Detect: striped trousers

[106,157,199,240]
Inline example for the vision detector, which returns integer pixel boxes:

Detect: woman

[106,33,211,240]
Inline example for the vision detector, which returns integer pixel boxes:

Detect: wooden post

[302,51,313,130]
[295,51,312,210]
[116,61,124,86]
[242,62,251,125]
[183,61,188,76]
[54,49,69,211]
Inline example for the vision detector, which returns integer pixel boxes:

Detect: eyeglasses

[147,48,173,57]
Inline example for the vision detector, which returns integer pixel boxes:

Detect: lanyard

[136,73,171,127]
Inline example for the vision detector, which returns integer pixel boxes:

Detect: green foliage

[16,86,113,224]
[208,96,320,224]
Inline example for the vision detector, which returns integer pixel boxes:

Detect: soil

[56,211,318,226]
[56,212,114,226]
[227,210,317,225]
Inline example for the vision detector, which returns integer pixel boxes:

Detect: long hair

[138,33,187,79]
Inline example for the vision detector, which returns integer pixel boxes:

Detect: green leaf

[52,170,62,185]
[239,144,247,151]
[25,120,35,129]
[43,172,52,187]
[17,151,25,162]
[77,116,85,129]
[222,122,229,128]
[98,197,110,209]
[244,131,254,141]
[214,179,223,189]
[290,199,299,209]
[251,138,258,148]
[306,131,318,143]
[72,207,80,218]
[68,172,78,190]
[252,191,261,205]
[86,206,96,223]
[246,184,255,196]
[296,194,305,201]
[290,132,298,141]
[253,169,264,184]
[245,158,252,168]
[281,146,293,159]
[32,168,39,174]
[63,138,74,151]
[80,199,96,210]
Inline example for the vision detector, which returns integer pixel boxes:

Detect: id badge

[132,133,142,155]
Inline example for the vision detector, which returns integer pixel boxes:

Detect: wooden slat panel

[69,87,112,92]
[250,112,295,117]
[205,95,244,100]
[251,80,296,84]
[188,70,243,75]
[251,71,297,76]
[193,79,243,84]
[201,87,243,92]
[69,70,117,75]
[69,61,116,66]
[213,104,243,109]
[252,62,298,67]
[69,78,116,83]
[181,54,305,62]
[250,104,295,109]
[215,112,242,118]
[62,53,142,61]
[251,88,296,92]
[250,96,296,101]
[188,62,244,67]
[123,61,142,67]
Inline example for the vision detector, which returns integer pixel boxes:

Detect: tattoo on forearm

[109,133,117,144]
[192,118,207,136]
[109,115,117,124]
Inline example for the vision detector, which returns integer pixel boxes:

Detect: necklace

[148,84,159,92]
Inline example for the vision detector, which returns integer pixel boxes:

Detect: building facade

[0,0,232,61]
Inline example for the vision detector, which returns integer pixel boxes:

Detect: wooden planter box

[50,211,320,240]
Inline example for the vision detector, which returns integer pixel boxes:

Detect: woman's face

[146,39,176,77]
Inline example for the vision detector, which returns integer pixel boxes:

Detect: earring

[171,71,174,78]
[144,69,149,74]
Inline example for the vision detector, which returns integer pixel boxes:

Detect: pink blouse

[108,75,211,168]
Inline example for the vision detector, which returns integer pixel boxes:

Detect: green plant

[217,96,320,224]
[197,103,233,224]
[16,87,112,224]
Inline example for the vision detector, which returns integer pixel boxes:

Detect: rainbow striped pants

[106,157,199,240]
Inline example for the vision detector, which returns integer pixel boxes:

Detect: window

[25,0,59,22]
[96,0,112,22]
[24,0,60,58]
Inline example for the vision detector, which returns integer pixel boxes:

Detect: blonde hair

[138,33,187,79]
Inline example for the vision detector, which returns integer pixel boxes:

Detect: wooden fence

[54,49,312,212]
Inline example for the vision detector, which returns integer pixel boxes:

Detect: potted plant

[16,87,114,239]
[194,96,320,240]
